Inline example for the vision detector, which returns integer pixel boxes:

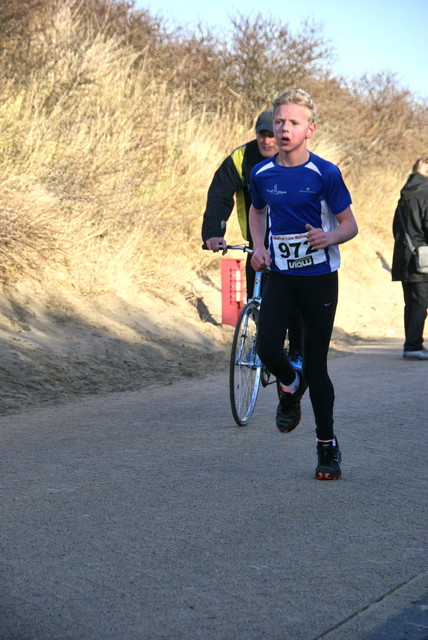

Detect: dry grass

[0,0,426,306]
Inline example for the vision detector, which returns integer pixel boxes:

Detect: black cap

[255,109,274,134]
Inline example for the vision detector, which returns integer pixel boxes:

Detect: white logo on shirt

[267,184,287,195]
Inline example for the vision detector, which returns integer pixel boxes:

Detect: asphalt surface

[1,338,427,639]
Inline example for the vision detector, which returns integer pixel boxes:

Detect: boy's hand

[251,247,271,271]
[305,224,329,250]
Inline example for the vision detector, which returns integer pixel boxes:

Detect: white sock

[280,372,300,395]
[317,438,336,446]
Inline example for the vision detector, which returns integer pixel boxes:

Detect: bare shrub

[350,73,427,171]
[224,14,333,118]
[312,73,428,177]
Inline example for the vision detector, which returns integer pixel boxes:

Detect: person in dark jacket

[202,110,277,280]
[392,156,428,359]
[202,110,303,366]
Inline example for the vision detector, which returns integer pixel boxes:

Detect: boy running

[249,89,358,480]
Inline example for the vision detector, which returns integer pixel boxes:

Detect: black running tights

[257,271,338,440]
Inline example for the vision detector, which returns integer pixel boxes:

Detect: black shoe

[276,375,307,433]
[315,438,342,480]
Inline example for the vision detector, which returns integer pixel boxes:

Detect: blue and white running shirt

[250,152,352,275]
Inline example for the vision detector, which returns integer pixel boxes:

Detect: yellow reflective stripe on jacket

[231,145,248,240]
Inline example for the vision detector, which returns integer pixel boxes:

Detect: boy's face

[273,103,316,155]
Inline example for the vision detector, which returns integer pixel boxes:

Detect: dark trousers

[257,271,338,440]
[402,281,428,351]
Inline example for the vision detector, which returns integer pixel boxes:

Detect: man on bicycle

[201,109,303,369]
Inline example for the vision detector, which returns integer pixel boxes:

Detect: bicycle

[204,243,278,426]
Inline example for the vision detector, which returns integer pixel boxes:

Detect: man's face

[256,130,278,158]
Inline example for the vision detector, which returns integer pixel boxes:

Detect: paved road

[1,338,427,639]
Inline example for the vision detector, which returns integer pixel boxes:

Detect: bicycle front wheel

[229,301,261,426]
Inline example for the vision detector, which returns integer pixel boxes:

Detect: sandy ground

[0,255,406,415]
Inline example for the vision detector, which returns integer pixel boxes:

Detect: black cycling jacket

[201,139,266,243]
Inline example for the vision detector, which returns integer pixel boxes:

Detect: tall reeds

[0,0,426,301]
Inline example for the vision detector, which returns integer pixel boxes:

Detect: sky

[137,0,427,101]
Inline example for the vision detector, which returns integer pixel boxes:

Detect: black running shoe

[315,438,342,480]
[276,375,307,433]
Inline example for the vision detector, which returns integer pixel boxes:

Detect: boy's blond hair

[412,156,428,177]
[272,89,316,124]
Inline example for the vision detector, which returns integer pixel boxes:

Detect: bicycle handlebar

[201,243,253,255]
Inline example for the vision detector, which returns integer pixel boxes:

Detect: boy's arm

[306,207,358,250]
[249,204,272,271]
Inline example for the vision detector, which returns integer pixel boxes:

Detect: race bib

[272,233,326,270]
